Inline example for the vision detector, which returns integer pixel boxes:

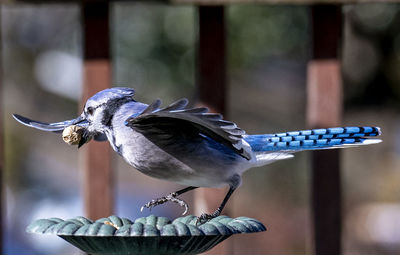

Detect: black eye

[87,107,94,115]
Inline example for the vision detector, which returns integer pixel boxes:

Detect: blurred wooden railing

[194,6,233,255]
[307,6,342,255]
[81,0,114,222]
[0,9,4,255]
[1,0,383,255]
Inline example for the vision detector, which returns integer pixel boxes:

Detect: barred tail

[245,126,381,152]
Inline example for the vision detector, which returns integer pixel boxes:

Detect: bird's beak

[12,113,88,133]
[78,129,91,148]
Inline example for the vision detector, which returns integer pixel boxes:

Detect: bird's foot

[141,192,189,215]
[196,208,221,225]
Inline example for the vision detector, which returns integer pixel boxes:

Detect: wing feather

[125,99,251,160]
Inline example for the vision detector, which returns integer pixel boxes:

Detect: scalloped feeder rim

[27,215,266,255]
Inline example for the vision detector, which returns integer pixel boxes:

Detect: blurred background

[1,2,399,255]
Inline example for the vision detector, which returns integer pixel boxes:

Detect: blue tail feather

[245,126,381,152]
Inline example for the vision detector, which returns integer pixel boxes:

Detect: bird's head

[13,87,135,148]
[83,87,135,130]
[77,87,135,146]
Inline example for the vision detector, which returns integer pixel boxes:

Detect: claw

[181,204,188,215]
[140,192,189,215]
[196,209,222,225]
[196,213,212,225]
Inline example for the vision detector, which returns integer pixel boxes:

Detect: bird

[13,87,382,224]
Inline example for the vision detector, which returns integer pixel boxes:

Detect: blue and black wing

[125,99,251,159]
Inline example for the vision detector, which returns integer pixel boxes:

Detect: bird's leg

[196,186,236,225]
[141,186,198,215]
[196,175,240,225]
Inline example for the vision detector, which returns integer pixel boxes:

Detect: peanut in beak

[62,125,84,145]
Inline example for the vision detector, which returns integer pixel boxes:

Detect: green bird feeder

[27,214,266,255]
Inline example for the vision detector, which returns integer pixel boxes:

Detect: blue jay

[13,87,382,223]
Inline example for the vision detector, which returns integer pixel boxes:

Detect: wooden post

[197,6,226,113]
[194,6,231,255]
[307,5,343,255]
[0,7,4,255]
[81,1,113,220]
